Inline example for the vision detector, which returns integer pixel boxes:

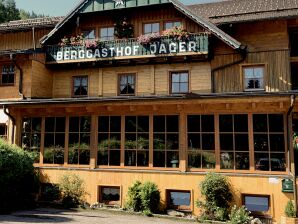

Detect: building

[1,0,298,222]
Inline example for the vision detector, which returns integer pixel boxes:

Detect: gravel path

[0,208,196,224]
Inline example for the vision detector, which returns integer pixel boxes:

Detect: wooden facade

[1,0,298,222]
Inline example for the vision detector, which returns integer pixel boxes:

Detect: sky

[15,0,221,16]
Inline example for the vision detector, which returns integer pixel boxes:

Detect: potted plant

[281,200,298,224]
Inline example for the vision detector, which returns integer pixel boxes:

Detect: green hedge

[0,139,37,213]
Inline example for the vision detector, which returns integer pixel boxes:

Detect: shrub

[140,181,160,213]
[197,172,233,221]
[285,200,296,218]
[229,205,252,224]
[59,174,86,208]
[40,183,60,202]
[126,180,143,212]
[0,139,37,213]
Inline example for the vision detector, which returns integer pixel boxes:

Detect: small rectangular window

[171,71,189,94]
[243,66,264,91]
[164,21,181,30]
[100,27,114,41]
[73,76,88,97]
[82,29,96,40]
[243,195,270,212]
[99,186,120,205]
[1,65,15,86]
[167,190,191,210]
[119,74,135,95]
[0,124,7,139]
[144,23,159,34]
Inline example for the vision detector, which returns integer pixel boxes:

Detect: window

[125,116,149,167]
[243,66,264,91]
[100,27,114,41]
[243,195,270,212]
[0,124,7,139]
[1,65,15,86]
[44,117,66,164]
[73,76,88,97]
[167,190,191,210]
[170,72,189,94]
[219,114,249,170]
[290,30,298,57]
[187,115,215,169]
[68,116,91,165]
[253,114,286,171]
[99,186,120,205]
[153,115,179,168]
[144,22,159,34]
[22,117,41,163]
[164,21,181,30]
[98,116,121,166]
[119,74,135,95]
[82,29,96,40]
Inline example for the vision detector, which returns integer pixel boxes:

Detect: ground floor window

[167,190,191,211]
[0,124,7,139]
[99,186,120,205]
[243,194,270,213]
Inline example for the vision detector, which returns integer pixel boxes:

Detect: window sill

[244,89,265,92]
[0,84,15,87]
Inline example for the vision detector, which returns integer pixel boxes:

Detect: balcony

[45,33,209,64]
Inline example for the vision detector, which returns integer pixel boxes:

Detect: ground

[0,208,196,224]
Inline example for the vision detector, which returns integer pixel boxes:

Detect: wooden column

[149,114,153,168]
[248,114,255,171]
[40,117,45,165]
[179,112,187,172]
[121,115,125,167]
[64,116,69,165]
[214,114,220,171]
[14,113,22,146]
[90,115,97,169]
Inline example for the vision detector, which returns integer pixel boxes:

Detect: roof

[0,17,64,32]
[190,0,298,24]
[40,0,243,50]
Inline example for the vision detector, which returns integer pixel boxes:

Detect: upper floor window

[144,22,159,34]
[1,65,15,86]
[82,29,96,40]
[73,76,88,97]
[164,21,181,30]
[290,29,298,57]
[243,65,264,91]
[170,71,189,94]
[100,27,114,41]
[119,74,135,95]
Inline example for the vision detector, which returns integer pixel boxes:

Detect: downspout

[211,46,247,93]
[32,27,36,51]
[287,94,297,215]
[3,106,15,144]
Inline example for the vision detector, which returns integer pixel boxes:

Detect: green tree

[0,0,20,23]
[19,9,47,20]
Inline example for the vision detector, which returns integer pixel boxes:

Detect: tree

[0,0,20,22]
[19,9,47,20]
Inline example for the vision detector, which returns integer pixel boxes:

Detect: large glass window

[82,29,96,40]
[153,115,179,168]
[22,117,41,163]
[253,114,285,171]
[100,27,114,41]
[167,190,191,210]
[73,76,88,97]
[119,74,135,95]
[187,115,215,169]
[125,116,149,167]
[243,66,264,91]
[98,116,121,166]
[219,114,249,170]
[99,186,120,205]
[44,117,65,164]
[164,21,181,30]
[171,72,189,94]
[243,195,270,212]
[1,65,15,86]
[68,116,91,165]
[144,23,159,34]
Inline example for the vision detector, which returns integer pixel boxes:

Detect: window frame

[170,71,189,94]
[242,194,271,216]
[118,73,136,96]
[143,22,160,35]
[0,64,15,86]
[72,76,88,97]
[242,64,266,91]
[166,189,192,211]
[99,26,115,41]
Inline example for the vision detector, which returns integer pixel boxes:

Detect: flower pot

[281,216,298,224]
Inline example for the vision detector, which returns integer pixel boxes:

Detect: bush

[0,139,37,213]
[59,174,86,208]
[126,181,143,212]
[197,172,233,221]
[140,182,160,213]
[229,205,252,224]
[40,183,60,202]
[285,200,296,218]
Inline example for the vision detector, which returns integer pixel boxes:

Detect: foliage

[229,205,252,224]
[59,34,84,46]
[114,17,134,39]
[126,180,143,212]
[197,172,233,221]
[0,0,20,23]
[162,26,189,40]
[285,200,296,218]
[59,174,86,208]
[140,182,160,213]
[0,138,37,213]
[40,184,61,202]
[137,32,161,45]
[19,9,48,19]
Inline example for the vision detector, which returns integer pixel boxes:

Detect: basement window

[243,195,270,212]
[167,190,191,211]
[1,65,15,86]
[243,65,264,91]
[99,186,120,206]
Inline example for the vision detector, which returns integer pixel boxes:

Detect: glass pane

[235,134,249,151]
[219,115,233,132]
[31,133,41,148]
[56,117,66,132]
[172,83,180,93]
[271,153,286,171]
[245,196,269,212]
[23,118,31,133]
[172,73,180,82]
[137,134,149,150]
[137,116,149,132]
[220,152,234,169]
[165,22,173,30]
[254,67,264,78]
[188,134,200,150]
[167,115,179,132]
[68,148,78,164]
[180,83,188,93]
[81,77,88,86]
[269,134,284,151]
[188,151,201,168]
[69,133,79,148]
[202,151,215,169]
[202,134,214,150]
[32,118,41,132]
[110,116,121,132]
[144,24,151,34]
[235,152,249,170]
[107,27,114,37]
[167,151,179,168]
[44,133,54,148]
[167,134,179,150]
[187,115,200,132]
[154,116,165,132]
[102,187,120,202]
[137,151,149,166]
[125,134,136,149]
[254,134,269,151]
[244,68,254,78]
[201,115,214,132]
[269,114,284,132]
[180,73,188,82]
[45,117,55,132]
[99,116,109,132]
[80,133,90,147]
[152,23,159,33]
[220,134,233,151]
[169,191,190,206]
[174,21,181,27]
[253,114,268,132]
[54,148,64,164]
[80,117,91,132]
[69,117,79,132]
[98,150,108,165]
[255,153,269,171]
[234,114,248,132]
[79,149,90,165]
[126,116,137,132]
[44,148,54,164]
[120,75,127,85]
[73,77,81,86]
[109,150,120,166]
[153,151,165,167]
[125,150,136,166]
[127,75,135,84]
[110,134,121,149]
[98,133,109,150]
[100,28,108,37]
[154,134,165,150]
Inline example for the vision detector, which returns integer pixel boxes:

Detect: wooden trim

[149,114,153,168]
[120,115,125,166]
[64,116,69,165]
[40,117,45,165]
[214,114,220,171]
[248,114,255,171]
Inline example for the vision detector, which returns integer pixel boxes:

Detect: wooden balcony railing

[45,33,209,63]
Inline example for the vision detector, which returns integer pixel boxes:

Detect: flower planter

[281,216,298,224]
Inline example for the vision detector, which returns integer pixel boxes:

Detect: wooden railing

[45,33,209,63]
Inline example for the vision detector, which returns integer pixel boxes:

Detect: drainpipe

[32,27,36,51]
[287,94,297,215]
[3,106,15,144]
[10,54,25,99]
[211,45,247,93]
